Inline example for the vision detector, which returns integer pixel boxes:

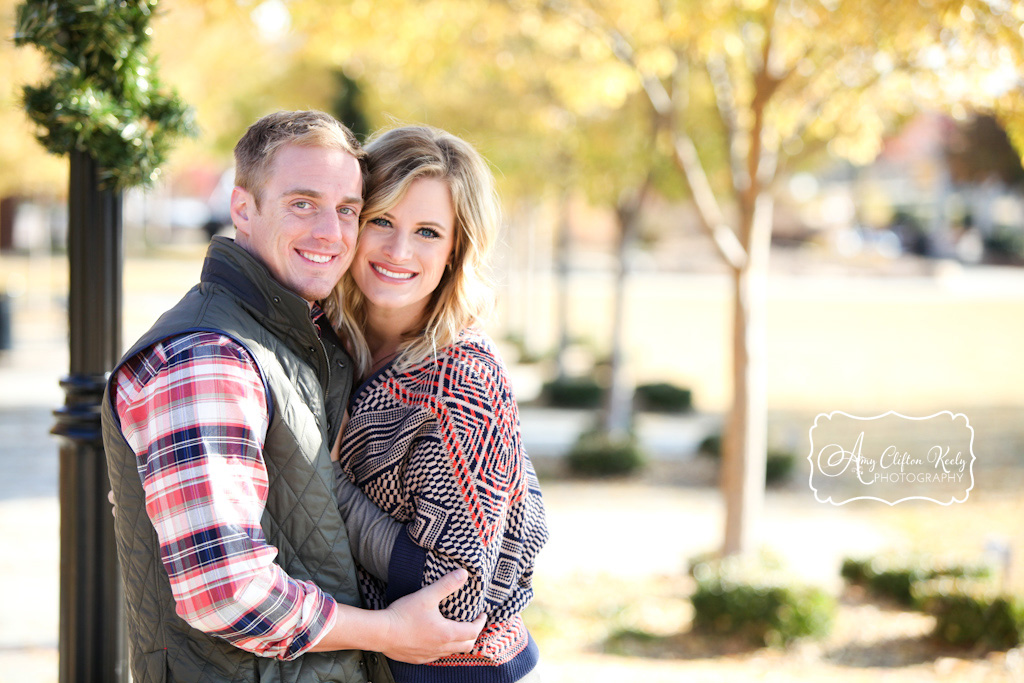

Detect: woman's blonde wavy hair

[324,125,500,377]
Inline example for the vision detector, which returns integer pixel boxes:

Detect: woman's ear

[230,186,254,238]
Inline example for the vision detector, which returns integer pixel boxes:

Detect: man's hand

[311,568,485,661]
[379,569,486,664]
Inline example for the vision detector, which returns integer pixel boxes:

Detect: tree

[16,0,194,189]
[948,113,1024,188]
[331,70,372,142]
[496,0,1024,556]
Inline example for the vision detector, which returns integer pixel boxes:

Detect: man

[101,110,484,683]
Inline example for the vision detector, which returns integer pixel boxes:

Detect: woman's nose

[382,231,411,261]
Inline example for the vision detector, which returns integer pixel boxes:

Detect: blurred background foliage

[3,0,1020,200]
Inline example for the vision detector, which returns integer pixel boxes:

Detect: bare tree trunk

[553,192,572,379]
[602,190,645,439]
[721,190,773,556]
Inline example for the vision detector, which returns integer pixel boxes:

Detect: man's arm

[308,568,486,662]
[333,460,400,581]
[115,333,333,659]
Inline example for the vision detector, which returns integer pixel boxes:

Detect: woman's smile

[371,262,417,281]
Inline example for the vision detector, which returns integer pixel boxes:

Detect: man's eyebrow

[283,187,322,198]
[283,188,363,206]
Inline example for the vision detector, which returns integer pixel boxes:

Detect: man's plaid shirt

[112,328,337,660]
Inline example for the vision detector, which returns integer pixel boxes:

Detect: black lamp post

[51,149,125,681]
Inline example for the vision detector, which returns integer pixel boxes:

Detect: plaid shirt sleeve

[113,332,337,660]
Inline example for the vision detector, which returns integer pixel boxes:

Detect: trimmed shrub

[765,449,796,485]
[841,554,992,607]
[690,555,835,646]
[635,382,692,413]
[697,433,721,458]
[542,376,605,409]
[984,225,1024,263]
[840,556,871,585]
[567,429,646,477]
[914,578,1024,650]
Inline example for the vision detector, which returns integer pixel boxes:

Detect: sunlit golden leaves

[3,0,1023,200]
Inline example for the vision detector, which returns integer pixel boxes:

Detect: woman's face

[351,176,457,328]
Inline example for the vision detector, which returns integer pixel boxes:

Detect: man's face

[231,143,363,303]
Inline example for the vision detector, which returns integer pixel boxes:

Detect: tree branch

[673,133,747,271]
[707,54,748,197]
[540,0,746,271]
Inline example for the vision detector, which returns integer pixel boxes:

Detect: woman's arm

[387,344,549,622]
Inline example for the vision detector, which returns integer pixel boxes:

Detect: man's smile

[298,250,335,264]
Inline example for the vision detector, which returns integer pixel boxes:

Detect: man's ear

[230,186,254,238]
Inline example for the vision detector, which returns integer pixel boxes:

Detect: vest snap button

[272,296,281,304]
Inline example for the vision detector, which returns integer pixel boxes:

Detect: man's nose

[312,211,343,242]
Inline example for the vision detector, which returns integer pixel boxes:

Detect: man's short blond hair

[233,110,367,209]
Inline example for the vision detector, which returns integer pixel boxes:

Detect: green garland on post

[14,0,197,189]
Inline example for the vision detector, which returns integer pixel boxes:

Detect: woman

[326,125,548,683]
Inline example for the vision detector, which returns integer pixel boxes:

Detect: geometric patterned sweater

[338,330,548,683]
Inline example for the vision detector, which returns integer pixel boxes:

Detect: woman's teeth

[374,264,414,280]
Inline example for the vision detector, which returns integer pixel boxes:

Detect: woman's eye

[370,217,391,228]
[417,227,440,239]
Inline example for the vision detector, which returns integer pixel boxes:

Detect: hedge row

[689,555,835,646]
[840,554,990,607]
[914,578,1024,650]
[697,434,796,485]
[566,429,646,477]
[842,553,1023,650]
[541,377,692,412]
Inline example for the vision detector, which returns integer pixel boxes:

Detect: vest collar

[201,236,320,349]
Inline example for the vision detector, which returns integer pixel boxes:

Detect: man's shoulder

[119,332,257,386]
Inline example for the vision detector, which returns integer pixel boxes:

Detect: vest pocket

[365,651,397,683]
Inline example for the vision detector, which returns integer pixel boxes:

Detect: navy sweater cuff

[386,527,427,604]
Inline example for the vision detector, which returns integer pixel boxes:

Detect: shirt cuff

[283,594,337,660]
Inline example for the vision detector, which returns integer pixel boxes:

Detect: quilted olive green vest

[101,237,377,683]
